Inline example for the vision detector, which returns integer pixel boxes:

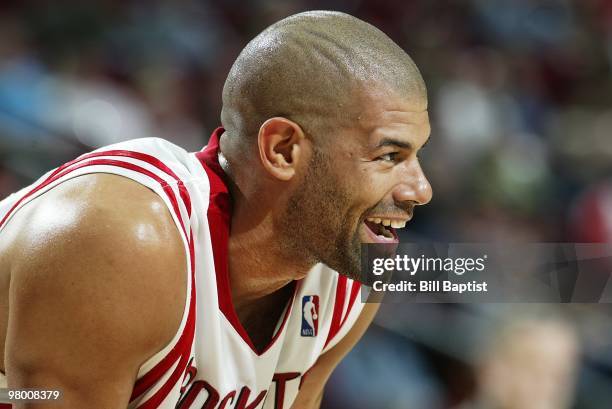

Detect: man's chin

[317,230,369,282]
[319,252,362,282]
[334,268,363,283]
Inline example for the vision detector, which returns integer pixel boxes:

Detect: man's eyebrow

[375,138,413,150]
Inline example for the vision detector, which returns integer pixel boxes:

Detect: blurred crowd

[1,0,611,408]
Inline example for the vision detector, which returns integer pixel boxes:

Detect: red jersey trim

[133,230,197,408]
[47,149,192,217]
[324,275,348,349]
[340,280,361,328]
[0,150,191,230]
[195,128,297,356]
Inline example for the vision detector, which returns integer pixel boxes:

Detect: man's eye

[378,152,400,162]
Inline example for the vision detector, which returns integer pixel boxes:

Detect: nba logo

[301,295,319,337]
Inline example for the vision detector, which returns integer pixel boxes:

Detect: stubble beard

[277,147,363,281]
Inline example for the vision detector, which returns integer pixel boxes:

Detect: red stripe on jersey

[340,280,360,328]
[0,152,191,232]
[72,159,189,239]
[133,231,197,408]
[130,254,195,400]
[324,275,348,349]
[0,403,12,408]
[48,149,192,217]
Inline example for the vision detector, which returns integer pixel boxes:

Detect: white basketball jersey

[0,128,365,409]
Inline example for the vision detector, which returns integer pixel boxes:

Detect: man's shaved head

[221,10,426,144]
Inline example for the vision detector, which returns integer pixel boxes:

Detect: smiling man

[0,10,431,409]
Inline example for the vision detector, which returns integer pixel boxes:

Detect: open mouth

[363,217,404,243]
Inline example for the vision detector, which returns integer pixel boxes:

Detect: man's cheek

[360,185,387,209]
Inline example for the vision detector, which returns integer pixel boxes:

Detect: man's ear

[257,117,306,181]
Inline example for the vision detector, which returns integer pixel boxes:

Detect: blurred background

[0,0,611,408]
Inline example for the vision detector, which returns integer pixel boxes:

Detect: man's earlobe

[258,117,305,181]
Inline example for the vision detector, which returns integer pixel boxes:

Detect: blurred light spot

[72,98,122,146]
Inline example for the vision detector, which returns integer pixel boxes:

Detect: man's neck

[227,200,313,312]
[218,151,313,312]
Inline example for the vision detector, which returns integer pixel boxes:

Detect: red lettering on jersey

[178,380,219,409]
[180,358,198,395]
[272,372,300,409]
[235,387,266,409]
[177,372,302,409]
[219,390,236,409]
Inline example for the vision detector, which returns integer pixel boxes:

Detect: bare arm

[290,301,380,409]
[5,174,186,408]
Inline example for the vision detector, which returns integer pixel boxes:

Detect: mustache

[365,202,415,219]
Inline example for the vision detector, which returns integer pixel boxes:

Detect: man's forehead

[358,103,430,146]
[354,84,429,129]
[378,108,429,125]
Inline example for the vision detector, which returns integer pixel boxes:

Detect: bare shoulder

[8,173,187,338]
[4,173,186,405]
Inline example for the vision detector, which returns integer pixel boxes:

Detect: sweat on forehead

[221,10,426,142]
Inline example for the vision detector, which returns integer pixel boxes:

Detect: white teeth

[391,220,406,229]
[366,218,407,230]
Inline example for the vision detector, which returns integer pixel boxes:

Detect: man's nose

[392,162,433,206]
